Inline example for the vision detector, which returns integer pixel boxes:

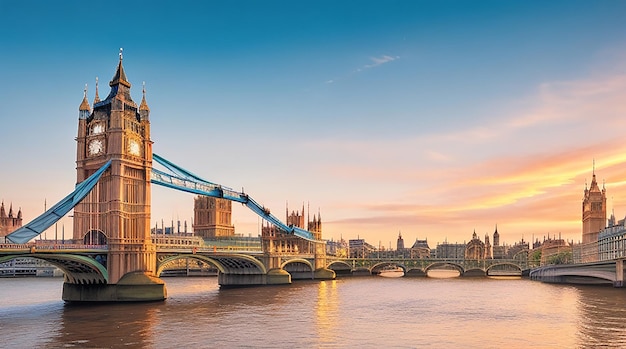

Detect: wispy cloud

[312,68,626,243]
[363,55,399,69]
[326,54,400,84]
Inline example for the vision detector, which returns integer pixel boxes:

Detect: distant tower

[0,202,22,240]
[493,225,500,246]
[582,162,606,244]
[307,210,322,240]
[484,233,492,259]
[286,202,305,229]
[73,51,155,284]
[193,196,235,238]
[397,232,405,251]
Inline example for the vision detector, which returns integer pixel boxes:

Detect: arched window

[84,230,107,245]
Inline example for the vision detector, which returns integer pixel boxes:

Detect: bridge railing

[327,257,528,270]
[0,243,108,251]
[151,234,263,253]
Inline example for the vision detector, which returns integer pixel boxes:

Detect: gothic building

[493,225,506,259]
[484,233,492,259]
[582,165,606,244]
[286,203,305,228]
[73,52,156,284]
[465,230,486,260]
[261,203,322,254]
[193,196,235,238]
[0,202,22,240]
[409,238,431,259]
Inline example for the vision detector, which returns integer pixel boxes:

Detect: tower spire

[139,81,150,111]
[109,48,131,88]
[79,84,90,111]
[93,76,100,104]
[79,84,90,120]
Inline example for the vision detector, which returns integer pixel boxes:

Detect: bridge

[530,242,626,287]
[1,54,334,302]
[326,257,529,277]
[1,240,528,286]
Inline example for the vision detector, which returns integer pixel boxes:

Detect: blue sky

[2,1,626,247]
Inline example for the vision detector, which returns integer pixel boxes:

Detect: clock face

[128,139,141,156]
[88,139,103,156]
[92,123,104,135]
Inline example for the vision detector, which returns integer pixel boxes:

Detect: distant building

[506,238,529,260]
[436,242,465,259]
[0,202,22,242]
[349,238,375,258]
[397,232,405,251]
[193,195,235,238]
[261,202,323,255]
[326,237,348,257]
[597,213,626,261]
[493,226,506,259]
[534,235,571,264]
[484,233,492,259]
[465,230,486,260]
[409,238,430,259]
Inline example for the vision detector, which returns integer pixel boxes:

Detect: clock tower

[74,51,157,286]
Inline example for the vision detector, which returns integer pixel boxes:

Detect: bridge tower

[68,51,165,301]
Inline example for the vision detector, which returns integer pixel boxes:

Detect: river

[2,274,626,348]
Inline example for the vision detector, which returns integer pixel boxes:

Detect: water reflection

[576,286,626,348]
[52,302,159,348]
[316,280,339,347]
[427,269,461,278]
[7,277,626,347]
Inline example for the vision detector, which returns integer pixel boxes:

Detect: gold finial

[83,84,87,98]
[119,47,123,60]
[143,81,146,95]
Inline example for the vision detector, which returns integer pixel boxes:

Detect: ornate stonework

[193,196,235,238]
[73,54,155,284]
[0,202,22,240]
[582,167,606,244]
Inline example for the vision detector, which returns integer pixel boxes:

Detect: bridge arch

[156,253,267,277]
[0,254,108,284]
[326,260,352,275]
[486,262,522,275]
[371,262,407,274]
[424,262,464,274]
[281,258,314,279]
[156,255,224,276]
[281,258,313,271]
[327,260,352,270]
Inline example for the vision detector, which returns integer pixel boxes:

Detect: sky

[1,1,626,248]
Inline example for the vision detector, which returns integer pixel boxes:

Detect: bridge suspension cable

[6,161,112,244]
[151,153,316,241]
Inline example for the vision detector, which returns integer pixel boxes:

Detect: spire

[17,207,22,219]
[79,83,90,111]
[139,81,150,111]
[109,48,131,88]
[93,76,101,104]
[8,203,13,218]
[0,201,5,218]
